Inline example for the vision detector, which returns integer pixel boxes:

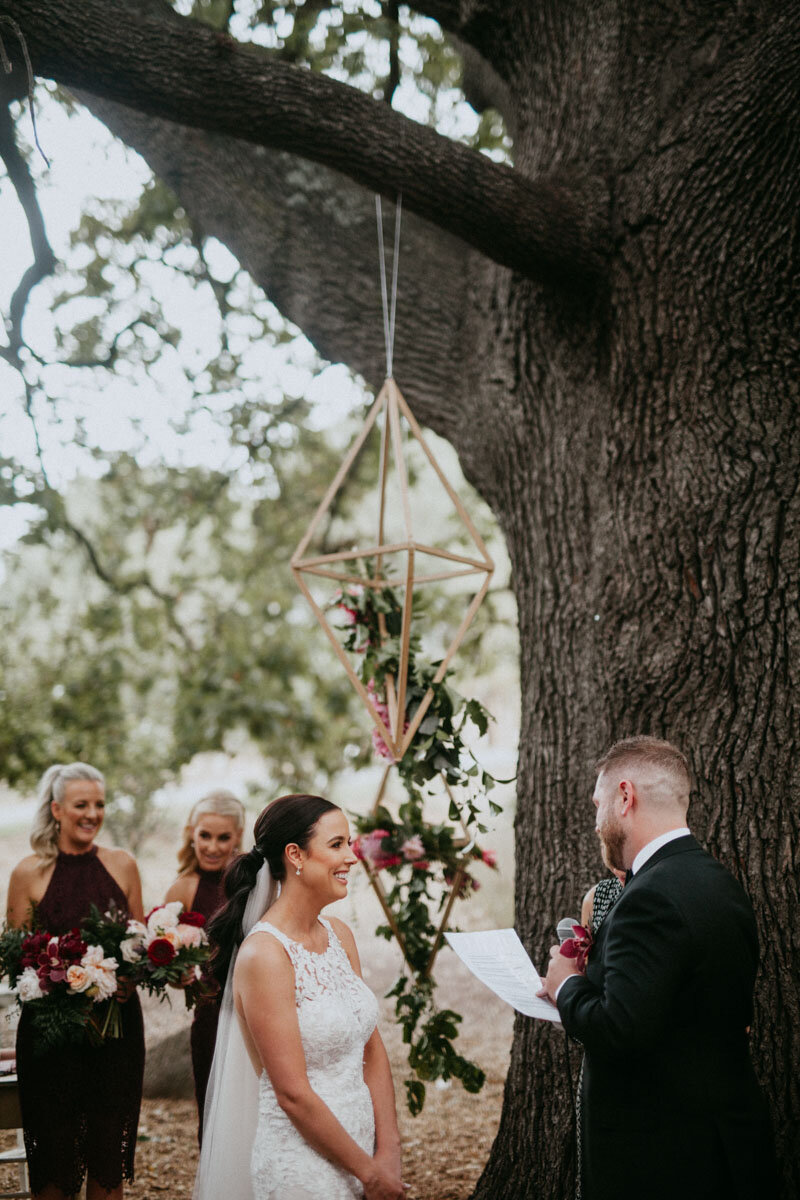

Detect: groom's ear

[618,779,637,815]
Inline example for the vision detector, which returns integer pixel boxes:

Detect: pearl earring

[296,866,302,876]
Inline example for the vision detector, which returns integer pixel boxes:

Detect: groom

[539,735,778,1200]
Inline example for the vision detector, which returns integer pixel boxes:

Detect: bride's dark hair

[208,793,338,986]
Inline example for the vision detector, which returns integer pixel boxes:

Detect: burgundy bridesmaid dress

[189,867,224,1142]
[15,846,145,1196]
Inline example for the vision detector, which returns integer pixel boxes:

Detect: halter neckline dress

[247,916,379,1199]
[15,846,145,1195]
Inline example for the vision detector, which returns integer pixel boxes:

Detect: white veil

[193,859,276,1200]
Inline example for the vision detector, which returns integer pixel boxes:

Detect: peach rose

[66,964,92,993]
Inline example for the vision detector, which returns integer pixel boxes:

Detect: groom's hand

[537,943,582,1004]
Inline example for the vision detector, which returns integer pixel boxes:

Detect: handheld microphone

[556,917,579,944]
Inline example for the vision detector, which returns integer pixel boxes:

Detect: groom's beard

[597,814,626,872]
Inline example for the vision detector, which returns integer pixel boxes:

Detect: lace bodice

[246,917,378,1200]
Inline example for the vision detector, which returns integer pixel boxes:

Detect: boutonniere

[559,923,593,972]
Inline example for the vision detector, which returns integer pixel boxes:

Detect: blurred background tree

[0,2,513,839]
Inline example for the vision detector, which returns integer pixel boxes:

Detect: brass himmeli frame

[291,377,495,760]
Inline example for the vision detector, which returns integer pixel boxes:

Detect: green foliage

[27,996,92,1056]
[0,926,25,986]
[0,422,373,845]
[332,579,506,1111]
[331,577,495,796]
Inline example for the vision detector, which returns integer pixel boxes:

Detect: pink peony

[175,923,205,949]
[357,829,402,871]
[400,835,425,861]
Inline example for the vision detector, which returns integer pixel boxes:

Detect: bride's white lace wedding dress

[248,916,379,1200]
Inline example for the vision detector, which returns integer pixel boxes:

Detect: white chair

[0,1074,30,1200]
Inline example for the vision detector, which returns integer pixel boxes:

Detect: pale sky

[0,11,496,555]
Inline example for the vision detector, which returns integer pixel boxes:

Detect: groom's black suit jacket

[557,835,777,1200]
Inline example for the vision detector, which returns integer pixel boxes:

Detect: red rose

[147,938,177,966]
[59,930,88,963]
[178,911,206,928]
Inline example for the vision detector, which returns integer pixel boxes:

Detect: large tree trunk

[4,1,799,1195]
[462,8,800,1195]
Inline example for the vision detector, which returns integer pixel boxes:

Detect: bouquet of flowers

[114,901,213,1004]
[0,902,212,1053]
[0,921,122,1052]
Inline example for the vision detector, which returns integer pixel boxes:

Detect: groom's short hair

[595,736,691,798]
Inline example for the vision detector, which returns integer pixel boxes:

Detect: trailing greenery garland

[331,580,505,1114]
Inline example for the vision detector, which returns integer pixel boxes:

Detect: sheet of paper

[444,928,562,1022]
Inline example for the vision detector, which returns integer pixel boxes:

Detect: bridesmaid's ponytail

[208,794,337,987]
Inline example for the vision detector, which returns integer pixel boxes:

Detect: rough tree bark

[3,2,799,1197]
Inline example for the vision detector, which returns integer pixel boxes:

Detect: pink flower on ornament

[371,727,396,761]
[355,829,402,871]
[333,586,364,626]
[481,849,498,869]
[400,835,425,861]
[366,679,407,761]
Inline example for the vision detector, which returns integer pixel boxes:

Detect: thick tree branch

[451,34,516,140]
[78,94,476,442]
[408,1,513,73]
[0,98,55,368]
[2,0,610,286]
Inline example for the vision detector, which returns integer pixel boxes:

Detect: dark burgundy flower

[59,930,88,962]
[20,930,52,970]
[147,938,176,966]
[178,910,206,928]
[559,923,593,972]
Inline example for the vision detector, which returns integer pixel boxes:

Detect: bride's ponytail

[208,793,337,986]
[208,848,265,986]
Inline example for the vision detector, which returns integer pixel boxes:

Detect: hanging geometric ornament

[291,374,494,760]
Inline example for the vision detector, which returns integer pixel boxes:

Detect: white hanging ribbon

[375,193,402,379]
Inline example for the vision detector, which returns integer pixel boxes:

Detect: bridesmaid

[164,789,245,1141]
[6,761,145,1200]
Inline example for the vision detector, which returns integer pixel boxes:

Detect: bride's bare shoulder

[235,926,292,976]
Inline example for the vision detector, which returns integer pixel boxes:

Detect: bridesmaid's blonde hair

[30,762,105,864]
[177,790,246,876]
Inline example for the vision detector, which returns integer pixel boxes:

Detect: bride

[193,793,406,1200]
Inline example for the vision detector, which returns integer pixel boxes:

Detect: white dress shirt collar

[631,826,691,876]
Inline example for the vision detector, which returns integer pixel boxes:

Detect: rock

[143,1027,194,1099]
